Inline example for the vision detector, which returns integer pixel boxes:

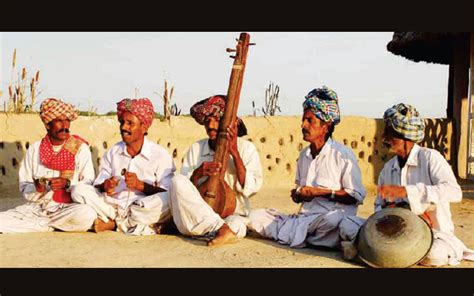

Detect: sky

[0,32,449,118]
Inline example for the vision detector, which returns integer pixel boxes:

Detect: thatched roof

[386,32,469,65]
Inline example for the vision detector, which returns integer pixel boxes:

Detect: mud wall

[0,114,452,196]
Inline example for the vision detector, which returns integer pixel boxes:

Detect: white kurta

[169,138,263,239]
[248,138,367,248]
[0,139,97,233]
[375,144,474,266]
[71,137,176,235]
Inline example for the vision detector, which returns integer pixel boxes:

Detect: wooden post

[447,63,456,172]
[469,33,474,177]
[452,35,470,179]
[447,64,454,118]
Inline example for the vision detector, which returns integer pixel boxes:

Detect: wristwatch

[296,186,302,195]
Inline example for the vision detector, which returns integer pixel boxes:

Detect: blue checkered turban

[383,103,425,143]
[303,86,340,125]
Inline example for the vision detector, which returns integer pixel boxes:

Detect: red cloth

[40,135,76,171]
[190,95,226,125]
[421,212,433,228]
[39,135,86,203]
[116,98,155,129]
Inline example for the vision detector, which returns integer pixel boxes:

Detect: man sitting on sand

[343,103,474,266]
[0,98,97,233]
[247,86,366,257]
[169,95,263,246]
[72,98,176,235]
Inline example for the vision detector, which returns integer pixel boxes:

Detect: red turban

[116,98,155,129]
[190,95,226,125]
[190,95,248,137]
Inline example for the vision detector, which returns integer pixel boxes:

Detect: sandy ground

[1,184,473,268]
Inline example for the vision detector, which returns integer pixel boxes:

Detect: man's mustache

[58,128,70,133]
[207,128,218,133]
[382,140,391,148]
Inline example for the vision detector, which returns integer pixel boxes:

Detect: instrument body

[198,33,252,218]
[198,177,236,218]
[357,207,433,268]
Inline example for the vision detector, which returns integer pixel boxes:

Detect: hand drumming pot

[357,207,433,268]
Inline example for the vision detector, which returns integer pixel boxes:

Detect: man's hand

[48,177,70,191]
[291,186,334,203]
[378,185,407,203]
[124,172,144,191]
[34,178,47,193]
[227,120,239,158]
[291,188,302,203]
[191,161,223,186]
[291,186,316,203]
[197,161,222,177]
[299,186,320,198]
[103,176,119,196]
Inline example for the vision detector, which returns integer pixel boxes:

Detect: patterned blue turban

[383,103,425,143]
[303,86,340,125]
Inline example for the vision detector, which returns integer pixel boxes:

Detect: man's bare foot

[207,224,238,247]
[93,218,116,232]
[341,241,358,261]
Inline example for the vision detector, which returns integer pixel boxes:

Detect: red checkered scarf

[116,98,155,129]
[39,135,76,171]
[190,95,226,125]
[39,98,78,124]
[39,134,88,203]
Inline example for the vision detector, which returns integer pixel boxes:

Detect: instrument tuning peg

[249,43,256,46]
[226,48,236,53]
[229,55,236,59]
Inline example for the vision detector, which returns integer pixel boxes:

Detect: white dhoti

[169,174,247,239]
[420,230,474,267]
[248,208,364,248]
[71,183,171,235]
[0,201,96,233]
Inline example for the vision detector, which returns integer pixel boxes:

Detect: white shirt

[94,137,176,209]
[296,138,366,216]
[19,139,95,203]
[180,138,263,216]
[375,144,462,234]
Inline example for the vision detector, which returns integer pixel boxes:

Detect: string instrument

[198,33,254,218]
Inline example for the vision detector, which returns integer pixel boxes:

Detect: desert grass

[3,49,41,113]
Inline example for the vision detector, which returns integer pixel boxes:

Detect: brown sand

[1,185,473,268]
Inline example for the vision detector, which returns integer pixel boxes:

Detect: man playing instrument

[0,98,97,233]
[72,98,176,235]
[346,103,474,266]
[247,86,366,255]
[169,95,263,246]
